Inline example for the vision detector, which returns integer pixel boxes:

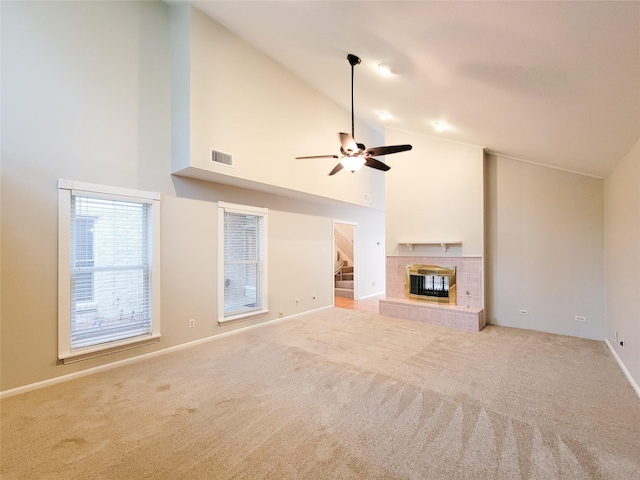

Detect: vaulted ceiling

[187,1,639,178]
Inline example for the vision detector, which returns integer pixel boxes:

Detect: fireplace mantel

[399,240,462,252]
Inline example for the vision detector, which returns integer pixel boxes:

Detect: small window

[58,180,161,361]
[218,202,268,323]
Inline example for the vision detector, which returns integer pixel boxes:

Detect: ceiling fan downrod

[347,54,361,141]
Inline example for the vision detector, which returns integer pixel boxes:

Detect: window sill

[218,309,268,325]
[60,334,161,364]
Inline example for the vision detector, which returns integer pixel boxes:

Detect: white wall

[171,5,386,211]
[605,138,640,388]
[385,129,485,257]
[486,154,605,340]
[0,1,385,392]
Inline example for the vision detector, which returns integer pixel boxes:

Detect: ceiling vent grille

[211,149,233,167]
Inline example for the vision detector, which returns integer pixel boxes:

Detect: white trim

[58,187,72,353]
[57,179,161,200]
[358,291,385,300]
[218,309,268,325]
[57,181,161,360]
[486,151,604,180]
[218,202,269,323]
[0,305,333,400]
[605,339,640,399]
[61,334,161,363]
[217,201,267,215]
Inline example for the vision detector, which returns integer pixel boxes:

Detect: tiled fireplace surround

[380,256,485,332]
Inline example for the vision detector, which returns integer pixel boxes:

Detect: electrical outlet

[312,294,316,300]
[279,311,283,318]
[614,331,619,342]
[519,309,528,315]
[295,297,300,304]
[575,316,586,322]
[189,319,195,328]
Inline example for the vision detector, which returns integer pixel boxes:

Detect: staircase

[335,264,354,298]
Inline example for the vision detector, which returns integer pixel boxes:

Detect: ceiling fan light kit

[296,53,412,175]
[341,156,366,173]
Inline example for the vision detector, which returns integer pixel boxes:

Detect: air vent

[211,149,233,167]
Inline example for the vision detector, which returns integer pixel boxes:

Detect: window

[218,202,268,323]
[58,180,161,361]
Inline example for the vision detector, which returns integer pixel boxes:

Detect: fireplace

[405,264,456,305]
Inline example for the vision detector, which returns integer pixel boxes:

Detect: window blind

[70,194,152,350]
[223,211,264,317]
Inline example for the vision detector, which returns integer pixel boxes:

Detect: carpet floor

[2,308,639,479]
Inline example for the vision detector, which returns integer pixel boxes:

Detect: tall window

[58,180,161,361]
[218,202,268,322]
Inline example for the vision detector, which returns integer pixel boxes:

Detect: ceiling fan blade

[365,157,391,172]
[364,144,412,157]
[328,163,344,176]
[339,132,360,155]
[295,154,339,159]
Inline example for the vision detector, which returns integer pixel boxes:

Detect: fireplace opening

[405,265,456,305]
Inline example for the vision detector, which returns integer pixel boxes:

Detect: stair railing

[334,226,354,267]
[334,250,345,277]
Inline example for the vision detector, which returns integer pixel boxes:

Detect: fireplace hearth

[383,256,484,331]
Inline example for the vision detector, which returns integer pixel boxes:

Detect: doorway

[334,221,358,301]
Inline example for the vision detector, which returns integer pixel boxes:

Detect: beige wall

[384,129,485,257]
[3,0,634,395]
[0,1,385,392]
[485,154,605,340]
[604,138,640,387]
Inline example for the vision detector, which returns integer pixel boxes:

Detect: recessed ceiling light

[433,121,448,132]
[377,63,395,76]
[377,111,392,121]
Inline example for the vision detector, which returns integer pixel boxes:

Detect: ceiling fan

[296,54,412,175]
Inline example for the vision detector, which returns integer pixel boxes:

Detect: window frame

[217,201,268,324]
[57,179,161,362]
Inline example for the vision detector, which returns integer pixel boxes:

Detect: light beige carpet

[2,308,639,479]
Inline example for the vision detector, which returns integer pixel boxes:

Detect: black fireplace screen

[405,265,456,304]
[409,274,450,298]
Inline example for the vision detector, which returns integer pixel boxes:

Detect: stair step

[341,266,354,274]
[339,274,354,281]
[336,280,354,289]
[334,287,354,299]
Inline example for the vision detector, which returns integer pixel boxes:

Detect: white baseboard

[0,305,333,400]
[605,339,640,400]
[358,291,386,300]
